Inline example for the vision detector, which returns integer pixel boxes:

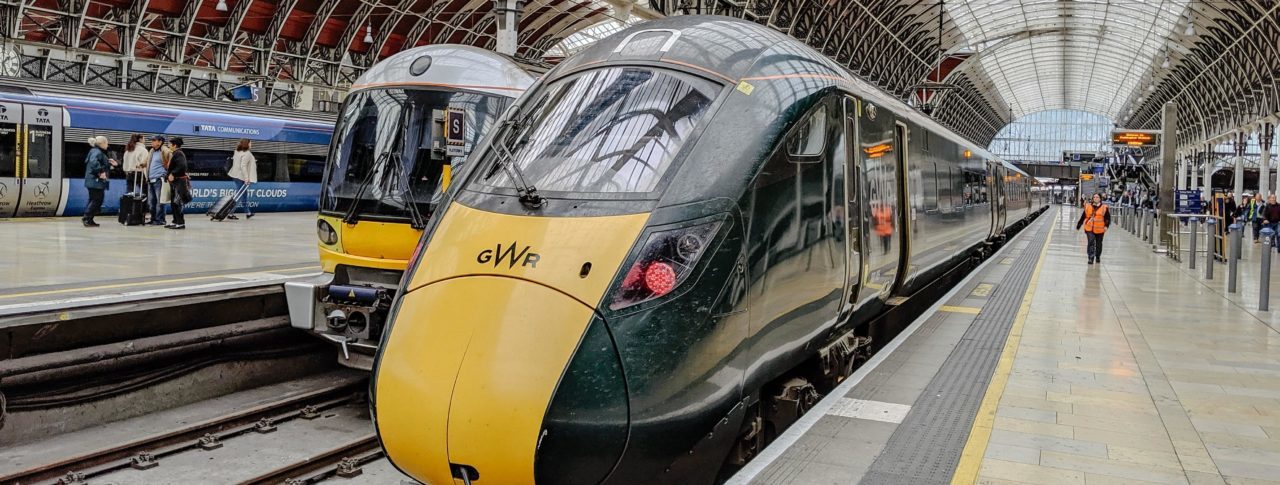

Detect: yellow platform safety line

[939,305,981,315]
[0,264,319,300]
[951,220,1055,485]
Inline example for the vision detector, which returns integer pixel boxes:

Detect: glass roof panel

[947,0,1191,121]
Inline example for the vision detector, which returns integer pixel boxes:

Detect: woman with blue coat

[82,136,117,227]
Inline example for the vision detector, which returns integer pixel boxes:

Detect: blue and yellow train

[372,16,1047,485]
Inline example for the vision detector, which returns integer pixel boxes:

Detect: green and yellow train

[372,16,1048,485]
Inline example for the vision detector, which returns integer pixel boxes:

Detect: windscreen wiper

[341,151,389,225]
[386,152,428,229]
[481,99,548,209]
[493,142,544,209]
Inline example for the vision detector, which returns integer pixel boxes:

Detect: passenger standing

[228,139,258,220]
[82,136,118,227]
[122,134,149,194]
[1224,192,1237,227]
[166,137,190,230]
[1076,193,1110,265]
[1264,194,1280,250]
[147,135,172,226]
[1244,193,1265,242]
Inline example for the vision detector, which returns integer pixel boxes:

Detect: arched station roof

[1,0,634,87]
[4,0,1277,148]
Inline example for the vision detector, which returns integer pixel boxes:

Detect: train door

[0,101,19,217]
[856,100,900,301]
[841,97,862,308]
[987,160,1000,237]
[994,163,1007,234]
[893,121,911,292]
[13,105,63,217]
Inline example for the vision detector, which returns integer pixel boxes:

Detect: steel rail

[236,434,380,485]
[2,380,365,484]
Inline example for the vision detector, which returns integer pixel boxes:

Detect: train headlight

[610,220,721,310]
[317,219,339,245]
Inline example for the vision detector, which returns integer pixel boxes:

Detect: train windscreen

[322,88,512,219]
[473,67,718,197]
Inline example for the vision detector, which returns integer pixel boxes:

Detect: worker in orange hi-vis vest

[1075,193,1112,265]
[873,202,894,255]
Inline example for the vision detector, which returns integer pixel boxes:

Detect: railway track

[239,434,381,484]
[4,380,367,485]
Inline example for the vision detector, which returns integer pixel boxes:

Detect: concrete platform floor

[0,213,320,311]
[969,208,1280,485]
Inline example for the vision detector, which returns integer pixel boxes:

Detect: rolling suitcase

[118,172,148,226]
[208,183,249,221]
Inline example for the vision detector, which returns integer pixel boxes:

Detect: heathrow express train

[284,45,536,369]
[372,16,1047,485]
[0,89,331,218]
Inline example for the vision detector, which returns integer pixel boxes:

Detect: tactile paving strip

[858,213,1055,485]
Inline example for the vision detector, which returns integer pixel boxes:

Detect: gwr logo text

[477,242,540,269]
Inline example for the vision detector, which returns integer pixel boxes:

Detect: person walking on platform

[1225,192,1238,227]
[122,134,148,195]
[82,136,118,227]
[166,137,191,230]
[1076,193,1111,265]
[1242,193,1264,242]
[147,135,172,226]
[1263,194,1280,250]
[228,138,258,220]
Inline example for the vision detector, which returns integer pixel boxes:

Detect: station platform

[731,205,1280,485]
[0,213,321,316]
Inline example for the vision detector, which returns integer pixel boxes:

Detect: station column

[1160,102,1178,246]
[1263,123,1275,197]
[1234,132,1245,200]
[1204,141,1214,200]
[493,0,523,55]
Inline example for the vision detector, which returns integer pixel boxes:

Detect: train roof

[551,15,1029,178]
[351,44,536,98]
[0,91,333,145]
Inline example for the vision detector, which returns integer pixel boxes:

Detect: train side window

[285,154,325,183]
[64,141,89,180]
[0,122,16,177]
[787,105,826,160]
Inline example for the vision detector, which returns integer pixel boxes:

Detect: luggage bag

[208,183,249,221]
[118,172,148,226]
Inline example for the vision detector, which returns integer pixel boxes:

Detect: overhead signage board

[1111,129,1159,147]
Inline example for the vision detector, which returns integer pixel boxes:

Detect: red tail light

[610,220,722,310]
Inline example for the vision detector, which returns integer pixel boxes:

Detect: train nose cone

[535,316,628,485]
[374,276,622,485]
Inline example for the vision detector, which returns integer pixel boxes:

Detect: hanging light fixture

[363,25,374,44]
[1148,84,1155,92]
[1184,15,1195,36]
[1162,57,1171,69]
[216,0,229,12]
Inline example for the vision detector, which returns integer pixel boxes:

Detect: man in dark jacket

[1264,195,1280,251]
[166,137,190,230]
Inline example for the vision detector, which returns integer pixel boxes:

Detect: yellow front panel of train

[376,276,596,484]
[341,219,423,261]
[403,202,650,304]
[375,201,650,484]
